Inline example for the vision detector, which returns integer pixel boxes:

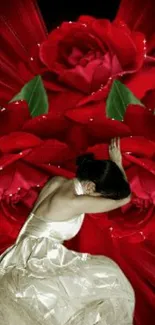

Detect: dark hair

[76,153,131,200]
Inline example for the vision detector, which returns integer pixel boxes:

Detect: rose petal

[0,101,30,137]
[121,136,155,158]
[0,132,42,153]
[90,19,145,69]
[24,139,73,165]
[65,102,104,124]
[116,0,155,39]
[124,155,155,175]
[142,89,155,110]
[125,104,155,140]
[0,149,31,170]
[86,143,109,160]
[66,124,88,154]
[0,161,48,195]
[125,66,155,99]
[23,111,70,140]
[48,89,83,114]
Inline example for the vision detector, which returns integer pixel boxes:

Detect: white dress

[0,180,135,325]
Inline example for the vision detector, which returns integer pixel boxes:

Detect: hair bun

[76,153,94,167]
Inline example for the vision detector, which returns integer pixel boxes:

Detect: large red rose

[40,16,145,95]
[38,14,155,119]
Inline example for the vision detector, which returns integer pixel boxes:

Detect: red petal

[23,111,70,141]
[121,136,155,158]
[0,132,42,153]
[65,103,104,124]
[142,89,155,110]
[78,15,96,25]
[124,155,155,175]
[0,161,48,196]
[92,19,145,70]
[0,149,31,169]
[48,89,83,114]
[86,143,109,160]
[116,0,155,39]
[24,139,73,165]
[125,66,155,99]
[0,0,47,99]
[125,104,155,140]
[0,101,30,137]
[66,124,89,154]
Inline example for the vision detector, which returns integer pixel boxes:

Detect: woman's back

[32,177,81,222]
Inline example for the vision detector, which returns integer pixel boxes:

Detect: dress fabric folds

[0,180,135,325]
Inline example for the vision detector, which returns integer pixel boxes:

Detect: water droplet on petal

[30,57,34,61]
[0,167,3,170]
[1,107,6,111]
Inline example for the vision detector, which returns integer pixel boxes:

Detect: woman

[0,138,135,325]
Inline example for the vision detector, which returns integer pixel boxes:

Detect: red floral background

[0,0,155,324]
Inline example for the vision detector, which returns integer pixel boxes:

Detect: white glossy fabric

[0,180,135,325]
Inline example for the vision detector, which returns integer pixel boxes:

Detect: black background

[37,0,121,31]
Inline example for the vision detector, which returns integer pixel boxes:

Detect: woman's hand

[109,137,128,181]
[109,138,122,168]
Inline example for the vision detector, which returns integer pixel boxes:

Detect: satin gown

[0,180,135,325]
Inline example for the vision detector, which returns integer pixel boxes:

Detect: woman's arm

[73,194,131,214]
[109,138,128,181]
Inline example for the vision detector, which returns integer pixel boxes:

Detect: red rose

[38,14,155,119]
[40,16,145,95]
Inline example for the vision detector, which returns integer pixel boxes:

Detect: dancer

[0,139,135,325]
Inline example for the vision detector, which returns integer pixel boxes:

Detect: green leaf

[106,80,144,121]
[10,75,48,117]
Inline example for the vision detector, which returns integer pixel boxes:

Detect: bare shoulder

[46,176,66,186]
[42,176,66,193]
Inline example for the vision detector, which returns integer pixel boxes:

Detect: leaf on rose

[106,80,144,121]
[10,76,48,117]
